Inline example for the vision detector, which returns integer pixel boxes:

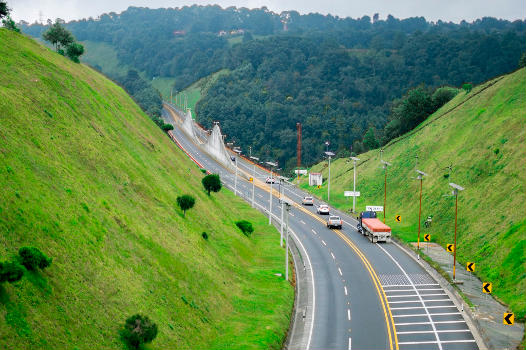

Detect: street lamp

[325,151,335,202]
[233,148,241,196]
[266,161,278,225]
[250,156,259,208]
[449,182,464,280]
[381,160,392,224]
[284,199,292,281]
[278,177,286,247]
[350,156,360,213]
[416,169,428,253]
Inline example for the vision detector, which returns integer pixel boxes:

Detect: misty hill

[301,68,526,321]
[0,28,292,349]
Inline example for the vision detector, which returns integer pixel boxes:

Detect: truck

[356,211,392,243]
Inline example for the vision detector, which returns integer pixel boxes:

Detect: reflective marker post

[449,182,464,280]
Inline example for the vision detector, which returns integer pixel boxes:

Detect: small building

[309,173,323,186]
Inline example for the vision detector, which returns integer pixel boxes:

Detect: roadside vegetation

[300,68,526,323]
[0,29,293,349]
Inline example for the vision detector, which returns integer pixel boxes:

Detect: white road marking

[300,220,306,225]
[383,283,439,287]
[311,229,317,235]
[395,320,466,326]
[331,252,335,260]
[388,299,452,304]
[322,240,327,246]
[398,340,476,345]
[344,286,348,295]
[387,293,446,298]
[384,288,444,292]
[290,212,295,217]
[397,329,471,334]
[347,309,351,321]
[390,305,458,310]
[392,312,461,317]
[338,268,343,276]
[348,337,352,350]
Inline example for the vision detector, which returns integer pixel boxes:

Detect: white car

[265,177,277,184]
[327,215,343,229]
[317,204,330,215]
[302,196,314,206]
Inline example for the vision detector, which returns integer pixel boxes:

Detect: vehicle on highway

[327,215,343,229]
[317,204,330,215]
[265,176,276,184]
[302,196,314,205]
[357,211,392,243]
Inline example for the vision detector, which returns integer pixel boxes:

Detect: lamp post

[233,148,241,196]
[416,169,428,253]
[449,182,464,280]
[350,156,360,213]
[266,161,278,225]
[325,150,335,202]
[278,177,286,247]
[284,200,292,281]
[381,160,392,223]
[250,156,259,208]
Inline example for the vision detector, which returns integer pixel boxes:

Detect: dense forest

[20,6,526,170]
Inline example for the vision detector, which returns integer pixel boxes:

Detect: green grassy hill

[0,29,292,349]
[301,69,526,320]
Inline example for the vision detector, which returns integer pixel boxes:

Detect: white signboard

[344,191,361,197]
[366,206,384,212]
[295,169,308,175]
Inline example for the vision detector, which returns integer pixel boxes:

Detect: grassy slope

[0,29,292,349]
[301,69,526,319]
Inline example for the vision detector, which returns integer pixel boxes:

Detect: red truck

[357,211,392,243]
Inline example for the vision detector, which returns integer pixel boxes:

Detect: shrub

[176,194,195,217]
[236,220,254,237]
[202,232,208,240]
[462,83,472,93]
[202,174,221,195]
[121,314,158,349]
[200,168,207,174]
[18,247,52,271]
[161,123,174,131]
[0,261,25,283]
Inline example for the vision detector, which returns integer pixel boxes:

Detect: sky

[9,0,526,24]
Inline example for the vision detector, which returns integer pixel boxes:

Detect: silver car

[327,215,343,229]
[317,204,330,215]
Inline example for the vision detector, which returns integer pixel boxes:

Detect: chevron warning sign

[466,262,475,272]
[424,234,430,242]
[483,282,492,294]
[503,313,514,325]
[446,244,454,253]
[395,215,401,222]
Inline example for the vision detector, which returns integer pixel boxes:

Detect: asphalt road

[162,105,479,350]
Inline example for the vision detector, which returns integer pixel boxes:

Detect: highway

[162,104,480,350]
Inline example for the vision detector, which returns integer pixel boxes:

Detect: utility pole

[233,148,241,196]
[279,178,285,247]
[381,160,392,224]
[416,170,428,253]
[250,156,259,208]
[351,157,360,213]
[325,142,335,202]
[266,161,278,225]
[449,183,464,280]
[284,200,291,281]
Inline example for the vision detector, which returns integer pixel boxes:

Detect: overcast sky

[9,0,526,24]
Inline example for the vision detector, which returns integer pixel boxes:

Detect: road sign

[424,234,431,242]
[344,191,360,197]
[317,185,321,189]
[249,177,253,182]
[294,169,308,175]
[395,215,401,222]
[446,244,454,253]
[467,262,475,272]
[503,312,514,325]
[483,282,492,294]
[366,206,384,212]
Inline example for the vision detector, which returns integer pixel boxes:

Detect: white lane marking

[389,299,453,304]
[342,220,358,230]
[347,309,351,321]
[385,288,444,292]
[391,305,458,310]
[338,267,343,276]
[322,240,327,246]
[348,337,352,350]
[398,340,476,345]
[392,312,461,318]
[397,329,471,334]
[331,252,335,260]
[344,286,348,295]
[300,220,306,225]
[257,194,263,198]
[383,283,439,287]
[290,212,295,217]
[395,320,466,326]
[387,293,446,298]
[311,229,317,235]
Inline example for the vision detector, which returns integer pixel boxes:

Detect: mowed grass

[0,29,292,349]
[301,69,526,320]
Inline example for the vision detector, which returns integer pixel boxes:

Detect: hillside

[0,29,292,349]
[301,69,526,320]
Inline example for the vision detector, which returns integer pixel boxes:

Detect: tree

[363,127,379,150]
[42,20,74,52]
[2,16,19,32]
[18,247,52,271]
[121,314,158,349]
[66,42,84,63]
[176,194,195,217]
[0,1,8,20]
[202,174,221,195]
[235,220,254,237]
[519,52,526,68]
[0,261,24,283]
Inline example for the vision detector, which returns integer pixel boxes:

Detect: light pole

[351,156,360,213]
[284,200,292,281]
[416,169,428,253]
[325,150,335,202]
[381,160,392,224]
[266,161,278,225]
[250,156,259,208]
[449,182,464,280]
[279,177,285,247]
[233,148,241,196]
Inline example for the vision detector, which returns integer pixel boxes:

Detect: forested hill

[20,6,526,170]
